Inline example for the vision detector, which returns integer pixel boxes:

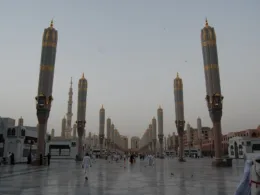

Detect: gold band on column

[40,65,54,71]
[204,64,218,71]
[201,40,216,47]
[42,42,57,47]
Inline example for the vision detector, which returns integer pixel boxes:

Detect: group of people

[81,152,157,181]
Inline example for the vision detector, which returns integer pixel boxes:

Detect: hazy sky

[0,1,259,138]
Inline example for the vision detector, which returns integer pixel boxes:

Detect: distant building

[131,136,140,151]
[4,125,38,163]
[228,137,260,159]
[121,136,128,150]
[0,116,56,162]
[136,116,260,157]
[46,138,77,159]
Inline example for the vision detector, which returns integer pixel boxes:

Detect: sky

[0,1,259,139]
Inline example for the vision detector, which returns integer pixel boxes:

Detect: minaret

[66,77,73,138]
[197,117,202,140]
[174,73,186,162]
[197,117,202,157]
[106,118,111,152]
[201,19,224,166]
[157,106,164,158]
[99,105,105,157]
[152,117,157,155]
[73,123,77,139]
[76,73,87,160]
[51,129,55,138]
[35,20,58,165]
[61,116,66,138]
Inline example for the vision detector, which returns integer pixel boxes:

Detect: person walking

[47,153,51,166]
[11,153,15,165]
[123,154,126,168]
[82,153,92,180]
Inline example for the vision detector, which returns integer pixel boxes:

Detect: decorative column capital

[158,134,164,140]
[205,94,224,122]
[175,120,185,128]
[205,94,224,111]
[76,120,86,128]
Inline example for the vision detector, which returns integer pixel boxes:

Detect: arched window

[21,129,25,136]
[11,128,15,136]
[230,145,234,150]
[252,132,257,137]
[7,128,12,136]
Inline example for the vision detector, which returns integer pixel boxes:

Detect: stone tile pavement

[0,158,245,195]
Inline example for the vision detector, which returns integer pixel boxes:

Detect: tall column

[145,130,149,153]
[35,20,58,165]
[106,118,111,153]
[174,73,186,162]
[157,106,164,158]
[186,123,191,156]
[99,105,105,158]
[201,19,224,166]
[110,123,115,153]
[88,132,92,150]
[152,117,157,155]
[197,117,202,157]
[114,128,118,152]
[148,124,153,153]
[76,73,87,161]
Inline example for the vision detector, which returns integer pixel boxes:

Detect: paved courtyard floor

[0,158,244,195]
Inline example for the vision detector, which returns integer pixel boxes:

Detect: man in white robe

[82,153,92,180]
[250,155,260,195]
[234,159,252,195]
[147,155,154,166]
